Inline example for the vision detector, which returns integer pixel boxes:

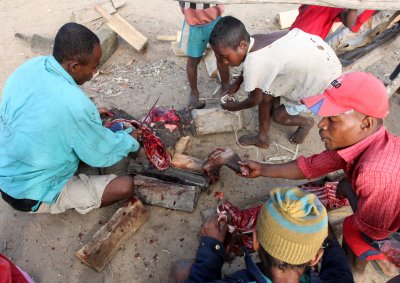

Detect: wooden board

[95,5,148,52]
[96,26,119,65]
[191,108,243,136]
[173,0,400,10]
[75,197,149,272]
[71,0,126,24]
[157,31,182,41]
[277,9,299,29]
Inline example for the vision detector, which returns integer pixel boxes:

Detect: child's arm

[221,88,264,111]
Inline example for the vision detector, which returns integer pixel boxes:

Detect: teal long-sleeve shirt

[0,56,140,204]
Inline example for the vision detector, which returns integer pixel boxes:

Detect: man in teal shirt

[0,23,140,214]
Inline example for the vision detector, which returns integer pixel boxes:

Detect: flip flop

[371,260,399,278]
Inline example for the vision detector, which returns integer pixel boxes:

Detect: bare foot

[238,134,270,149]
[289,118,314,144]
[188,91,205,109]
[202,148,249,183]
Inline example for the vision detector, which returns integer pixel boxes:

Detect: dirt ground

[0,0,399,282]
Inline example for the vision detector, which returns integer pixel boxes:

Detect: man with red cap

[240,72,400,282]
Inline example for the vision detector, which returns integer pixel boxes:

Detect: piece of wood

[277,9,299,29]
[171,153,204,174]
[157,31,182,42]
[203,48,219,79]
[95,5,148,52]
[174,0,400,10]
[96,26,119,65]
[191,108,243,136]
[127,158,209,190]
[171,41,187,57]
[341,24,400,69]
[387,73,400,98]
[75,197,149,272]
[71,0,126,24]
[134,175,201,212]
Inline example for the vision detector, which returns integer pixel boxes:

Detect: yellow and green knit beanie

[256,187,328,265]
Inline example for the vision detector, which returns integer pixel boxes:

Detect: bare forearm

[260,160,305,179]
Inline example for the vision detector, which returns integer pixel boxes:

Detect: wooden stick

[95,5,148,52]
[173,0,400,10]
[134,175,201,212]
[75,197,149,272]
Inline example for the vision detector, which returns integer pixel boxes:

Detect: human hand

[130,129,142,140]
[238,160,263,178]
[221,100,238,111]
[98,107,114,117]
[200,215,227,243]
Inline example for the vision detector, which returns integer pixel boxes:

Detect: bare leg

[169,259,193,283]
[239,94,274,149]
[101,175,135,207]
[342,239,367,283]
[272,104,314,144]
[187,56,205,109]
[217,59,230,95]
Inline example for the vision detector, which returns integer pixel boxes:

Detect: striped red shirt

[179,1,224,26]
[297,126,400,240]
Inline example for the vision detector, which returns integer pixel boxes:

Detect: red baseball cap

[302,72,389,118]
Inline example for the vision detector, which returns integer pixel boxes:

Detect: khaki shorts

[34,174,117,215]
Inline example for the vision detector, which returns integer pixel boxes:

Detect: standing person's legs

[35,174,135,214]
[271,99,314,144]
[342,239,368,283]
[186,56,203,109]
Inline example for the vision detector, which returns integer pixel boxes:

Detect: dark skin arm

[340,9,358,28]
[220,75,244,96]
[222,88,264,111]
[336,177,358,212]
[239,160,306,180]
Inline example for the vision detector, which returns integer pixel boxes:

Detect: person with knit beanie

[169,187,354,283]
[240,72,400,281]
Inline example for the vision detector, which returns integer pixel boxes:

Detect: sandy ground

[0,0,399,282]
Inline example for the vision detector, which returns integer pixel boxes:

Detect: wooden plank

[157,31,182,42]
[95,5,148,53]
[173,0,400,10]
[71,0,126,24]
[75,197,149,272]
[277,9,299,29]
[341,25,400,70]
[134,175,201,212]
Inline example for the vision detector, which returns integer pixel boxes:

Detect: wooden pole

[75,197,149,272]
[172,0,400,10]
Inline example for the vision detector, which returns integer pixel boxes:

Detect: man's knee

[169,259,193,283]
[187,57,201,68]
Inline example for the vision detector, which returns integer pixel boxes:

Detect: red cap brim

[302,93,353,117]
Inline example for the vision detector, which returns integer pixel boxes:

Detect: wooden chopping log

[134,175,201,212]
[75,197,149,272]
[128,158,209,190]
[95,5,148,52]
[191,108,243,136]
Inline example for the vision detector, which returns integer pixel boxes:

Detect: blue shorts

[179,17,221,58]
